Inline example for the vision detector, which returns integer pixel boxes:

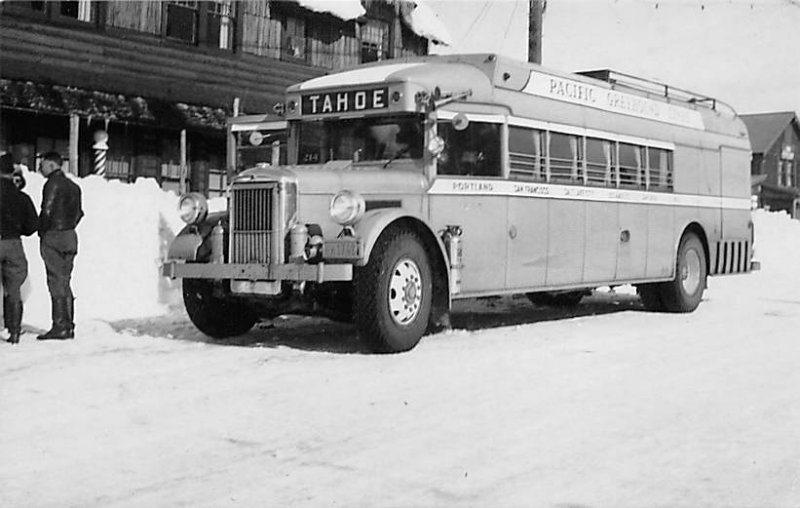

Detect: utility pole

[528,0,544,64]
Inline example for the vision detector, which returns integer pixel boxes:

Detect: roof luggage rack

[576,69,722,112]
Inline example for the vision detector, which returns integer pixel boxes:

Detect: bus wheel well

[380,218,450,333]
[682,222,710,273]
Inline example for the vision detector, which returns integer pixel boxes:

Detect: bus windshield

[297,114,424,165]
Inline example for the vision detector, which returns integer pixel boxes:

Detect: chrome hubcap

[681,248,702,295]
[388,258,422,325]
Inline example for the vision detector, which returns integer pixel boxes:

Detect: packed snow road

[2,271,800,507]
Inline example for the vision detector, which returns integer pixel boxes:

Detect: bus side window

[548,132,579,183]
[438,121,502,177]
[585,137,612,186]
[648,147,673,191]
[618,142,643,188]
[509,126,544,181]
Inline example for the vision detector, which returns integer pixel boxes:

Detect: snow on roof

[401,1,453,46]
[294,0,365,20]
[292,0,451,45]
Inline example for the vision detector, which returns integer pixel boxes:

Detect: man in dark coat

[0,153,38,344]
[37,152,84,340]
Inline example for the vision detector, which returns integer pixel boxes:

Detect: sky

[428,0,800,116]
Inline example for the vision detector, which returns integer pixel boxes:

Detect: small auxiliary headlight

[178,192,208,225]
[329,190,365,226]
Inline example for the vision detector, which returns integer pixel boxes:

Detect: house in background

[741,111,800,219]
[0,0,449,196]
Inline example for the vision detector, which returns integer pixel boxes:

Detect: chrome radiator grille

[230,185,276,264]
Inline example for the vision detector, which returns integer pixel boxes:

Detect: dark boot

[66,296,75,337]
[2,296,10,332]
[37,297,73,341]
[6,300,22,345]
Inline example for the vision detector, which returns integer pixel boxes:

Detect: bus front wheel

[354,230,433,353]
[183,279,258,338]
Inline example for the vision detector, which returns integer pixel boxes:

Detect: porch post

[69,114,79,175]
[180,129,188,194]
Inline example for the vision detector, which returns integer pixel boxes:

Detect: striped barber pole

[94,147,107,175]
[93,130,109,175]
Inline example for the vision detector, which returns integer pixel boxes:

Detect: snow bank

[16,170,186,329]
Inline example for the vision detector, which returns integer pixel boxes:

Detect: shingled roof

[740,111,799,154]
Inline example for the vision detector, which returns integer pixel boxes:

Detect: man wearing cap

[37,151,84,341]
[0,153,38,344]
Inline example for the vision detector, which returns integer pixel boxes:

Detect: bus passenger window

[618,143,643,188]
[548,132,578,183]
[647,147,673,190]
[585,137,612,186]
[438,121,501,177]
[509,126,544,181]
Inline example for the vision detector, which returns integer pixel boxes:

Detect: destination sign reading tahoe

[302,87,389,115]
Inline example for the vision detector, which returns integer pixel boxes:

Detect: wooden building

[0,0,444,195]
[742,111,800,219]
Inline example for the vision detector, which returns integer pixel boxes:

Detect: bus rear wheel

[183,279,258,338]
[354,230,432,353]
[639,232,706,313]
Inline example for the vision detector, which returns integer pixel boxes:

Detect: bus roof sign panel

[523,70,705,130]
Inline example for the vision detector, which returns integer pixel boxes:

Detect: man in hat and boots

[0,153,38,344]
[37,152,83,341]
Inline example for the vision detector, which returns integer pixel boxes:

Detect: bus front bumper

[161,261,353,283]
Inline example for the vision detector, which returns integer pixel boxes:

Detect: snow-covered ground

[1,173,799,507]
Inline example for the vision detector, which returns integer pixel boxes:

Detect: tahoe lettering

[302,88,388,115]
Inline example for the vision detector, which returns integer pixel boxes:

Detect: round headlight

[178,192,208,225]
[329,190,365,226]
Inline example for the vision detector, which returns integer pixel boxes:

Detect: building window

[282,15,307,60]
[60,0,93,22]
[26,2,47,12]
[780,160,795,187]
[208,1,234,50]
[8,1,94,22]
[361,19,389,63]
[166,1,198,43]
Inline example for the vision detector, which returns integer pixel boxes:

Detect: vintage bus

[163,54,754,353]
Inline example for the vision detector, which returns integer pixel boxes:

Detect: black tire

[636,283,665,311]
[354,230,433,353]
[183,279,258,338]
[658,232,707,313]
[526,291,585,307]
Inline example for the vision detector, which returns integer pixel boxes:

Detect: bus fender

[167,211,228,262]
[353,209,449,270]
